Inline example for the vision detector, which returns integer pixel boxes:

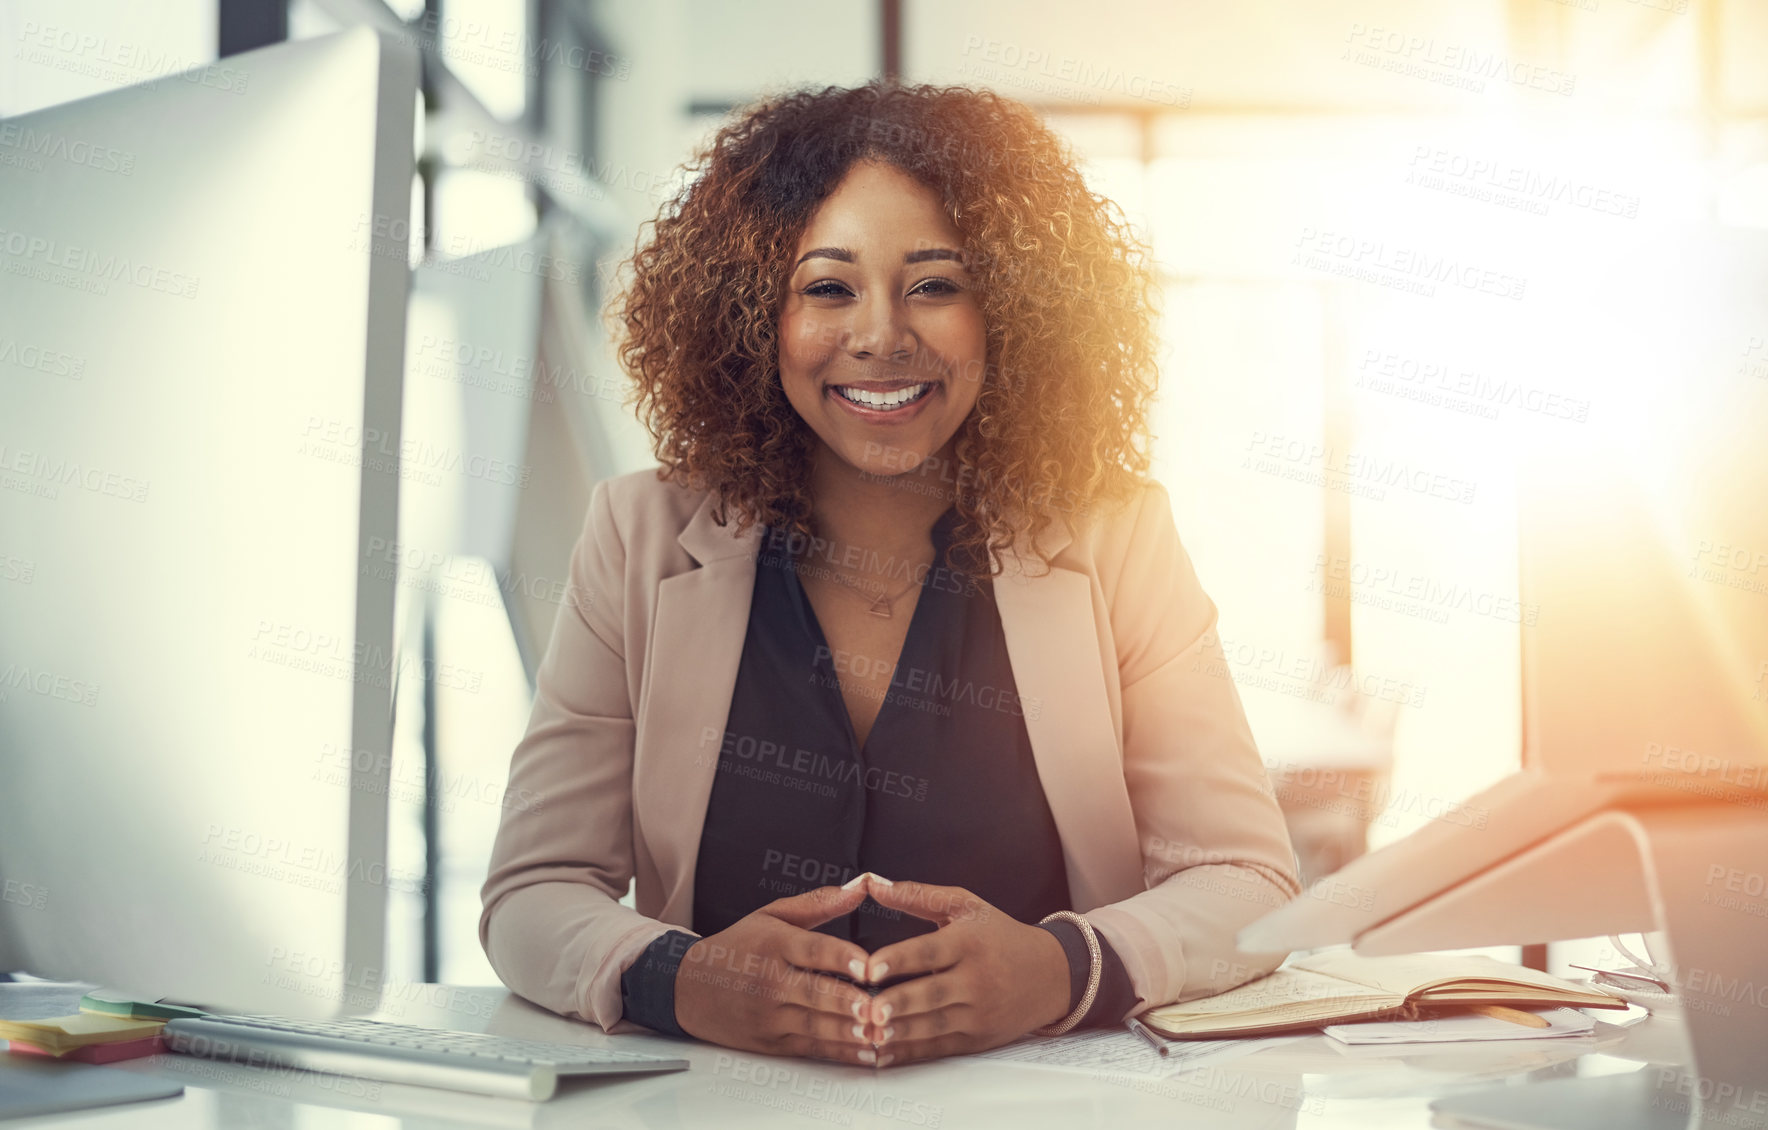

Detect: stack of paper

[972,1029,1302,1077]
[1323,1006,1594,1045]
[2,983,208,1062]
[0,1013,166,1062]
[0,981,94,1021]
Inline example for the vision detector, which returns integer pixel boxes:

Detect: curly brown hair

[610,80,1159,580]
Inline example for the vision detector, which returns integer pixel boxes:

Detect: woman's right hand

[673,883,880,1064]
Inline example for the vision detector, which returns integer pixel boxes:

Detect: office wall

[0,1,218,116]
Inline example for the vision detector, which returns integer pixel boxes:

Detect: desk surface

[7,986,1686,1130]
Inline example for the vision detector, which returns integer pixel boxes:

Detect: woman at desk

[479,81,1300,1068]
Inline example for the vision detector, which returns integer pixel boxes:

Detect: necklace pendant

[866,595,893,618]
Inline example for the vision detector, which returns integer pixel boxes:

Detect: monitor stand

[1353,804,1767,1130]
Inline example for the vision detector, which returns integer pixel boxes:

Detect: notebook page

[1295,952,1625,1004]
[1144,966,1393,1034]
[1295,952,1531,995]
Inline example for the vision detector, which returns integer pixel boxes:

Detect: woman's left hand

[850,875,1074,1066]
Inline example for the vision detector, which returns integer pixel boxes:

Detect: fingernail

[849,959,866,980]
[879,1053,896,1068]
[858,1048,877,1064]
[852,1023,866,1040]
[879,1003,893,1024]
[851,999,863,1019]
[881,1026,895,1043]
[842,873,866,891]
[869,962,889,982]
[869,874,894,887]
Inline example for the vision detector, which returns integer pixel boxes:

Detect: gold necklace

[797,561,924,618]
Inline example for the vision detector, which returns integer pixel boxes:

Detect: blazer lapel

[634,491,761,927]
[992,514,1147,912]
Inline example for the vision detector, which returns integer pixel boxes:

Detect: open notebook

[1143,951,1630,1039]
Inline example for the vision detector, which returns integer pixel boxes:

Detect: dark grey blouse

[620,504,1134,1036]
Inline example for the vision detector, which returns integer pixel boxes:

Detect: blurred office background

[3,0,1762,987]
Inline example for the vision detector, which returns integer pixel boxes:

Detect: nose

[843,290,915,361]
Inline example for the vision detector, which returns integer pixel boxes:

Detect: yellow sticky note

[0,1013,163,1055]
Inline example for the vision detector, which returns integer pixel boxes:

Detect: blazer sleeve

[1082,479,1304,1015]
[478,477,690,1033]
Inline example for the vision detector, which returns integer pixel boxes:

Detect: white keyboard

[163,1013,689,1101]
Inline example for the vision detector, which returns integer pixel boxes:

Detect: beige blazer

[479,467,1301,1034]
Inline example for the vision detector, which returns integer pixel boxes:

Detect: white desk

[9,987,1690,1129]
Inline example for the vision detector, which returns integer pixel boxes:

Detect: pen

[1126,1015,1169,1056]
[1468,1004,1551,1029]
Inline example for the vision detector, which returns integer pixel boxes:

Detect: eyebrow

[793,246,965,268]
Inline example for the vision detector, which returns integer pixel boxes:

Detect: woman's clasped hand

[671,873,1075,1067]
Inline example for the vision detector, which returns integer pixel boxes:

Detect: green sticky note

[79,990,207,1021]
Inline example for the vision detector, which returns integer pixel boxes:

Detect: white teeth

[834,383,931,410]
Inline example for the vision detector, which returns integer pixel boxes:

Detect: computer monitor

[0,27,417,1014]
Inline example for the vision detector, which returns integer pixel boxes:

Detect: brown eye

[911,277,961,296]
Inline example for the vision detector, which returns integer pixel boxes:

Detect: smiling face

[778,159,987,480]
